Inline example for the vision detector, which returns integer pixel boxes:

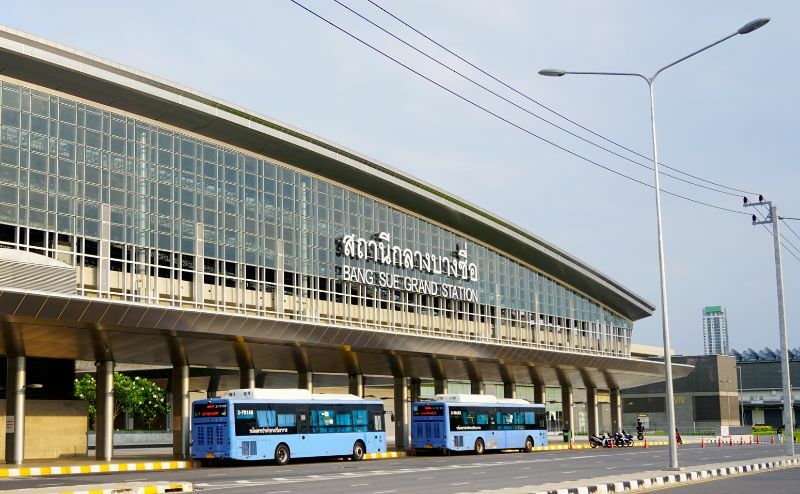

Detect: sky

[5,1,800,355]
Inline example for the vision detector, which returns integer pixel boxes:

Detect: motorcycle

[614,431,634,447]
[589,433,609,448]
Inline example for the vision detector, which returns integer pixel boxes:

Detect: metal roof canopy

[0,26,653,321]
[0,289,690,390]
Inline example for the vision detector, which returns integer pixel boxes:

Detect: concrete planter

[87,431,172,448]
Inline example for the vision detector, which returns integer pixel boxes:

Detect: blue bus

[192,388,386,465]
[411,394,547,455]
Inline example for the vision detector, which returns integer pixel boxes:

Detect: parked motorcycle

[589,433,610,448]
[613,431,634,447]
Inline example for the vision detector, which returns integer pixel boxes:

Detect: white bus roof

[432,394,534,405]
[223,388,379,402]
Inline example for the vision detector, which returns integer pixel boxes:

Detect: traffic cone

[701,438,705,448]
[718,437,722,447]
[771,435,775,444]
[756,435,760,444]
[749,437,752,445]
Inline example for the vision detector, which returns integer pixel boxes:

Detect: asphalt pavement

[648,464,800,493]
[0,443,790,493]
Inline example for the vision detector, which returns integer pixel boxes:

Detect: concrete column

[348,374,364,397]
[255,372,267,388]
[5,356,25,465]
[172,364,190,458]
[434,378,447,395]
[410,378,422,405]
[207,373,220,399]
[610,388,622,433]
[561,385,574,441]
[471,380,484,395]
[587,387,599,437]
[503,382,517,399]
[240,368,255,389]
[534,382,546,405]
[298,371,313,392]
[393,377,409,450]
[96,361,114,461]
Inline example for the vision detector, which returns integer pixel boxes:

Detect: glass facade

[0,77,632,357]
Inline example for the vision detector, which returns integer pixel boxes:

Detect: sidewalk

[471,455,800,494]
[0,450,191,478]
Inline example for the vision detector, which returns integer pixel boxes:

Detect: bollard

[718,437,722,447]
[749,436,752,445]
[740,438,743,446]
[756,436,760,445]
[643,438,648,449]
[729,437,733,446]
[771,435,775,444]
[701,438,705,448]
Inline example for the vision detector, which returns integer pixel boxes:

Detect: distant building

[703,306,729,355]
[622,354,740,433]
[731,347,800,427]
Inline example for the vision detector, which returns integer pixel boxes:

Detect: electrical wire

[364,0,760,197]
[753,208,800,262]
[333,0,740,198]
[781,219,800,244]
[291,0,749,216]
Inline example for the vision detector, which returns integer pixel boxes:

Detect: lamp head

[538,68,567,77]
[737,18,770,35]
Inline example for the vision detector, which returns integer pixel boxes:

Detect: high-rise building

[703,306,729,355]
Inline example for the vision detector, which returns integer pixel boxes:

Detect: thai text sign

[338,232,479,303]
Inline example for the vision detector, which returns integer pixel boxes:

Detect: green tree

[74,373,170,429]
[128,376,171,429]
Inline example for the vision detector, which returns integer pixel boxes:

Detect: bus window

[524,411,535,425]
[257,409,276,427]
[353,409,368,432]
[335,407,353,433]
[277,411,295,427]
[312,408,336,433]
[476,412,488,425]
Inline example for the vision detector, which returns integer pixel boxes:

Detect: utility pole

[745,197,795,456]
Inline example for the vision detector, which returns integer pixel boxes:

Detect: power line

[781,219,800,244]
[753,208,800,261]
[291,0,749,217]
[333,0,740,198]
[365,0,760,197]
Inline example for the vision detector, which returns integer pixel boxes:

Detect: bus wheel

[524,436,534,453]
[474,438,485,455]
[352,440,366,461]
[275,444,291,466]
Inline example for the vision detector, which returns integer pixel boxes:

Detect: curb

[526,457,800,494]
[5,481,192,494]
[365,451,406,460]
[0,460,192,478]
[532,441,669,452]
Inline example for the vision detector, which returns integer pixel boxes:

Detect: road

[651,465,800,493]
[0,444,789,493]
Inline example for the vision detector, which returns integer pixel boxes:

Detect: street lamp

[540,17,769,470]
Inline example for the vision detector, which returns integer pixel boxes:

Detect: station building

[0,26,690,463]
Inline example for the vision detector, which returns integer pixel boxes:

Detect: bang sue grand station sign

[337,232,479,303]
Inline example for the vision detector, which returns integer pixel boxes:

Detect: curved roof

[0,248,72,269]
[0,25,655,320]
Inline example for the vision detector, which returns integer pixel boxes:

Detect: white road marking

[514,476,528,479]
[418,476,433,480]
[373,490,396,494]
[562,470,576,474]
[451,482,469,486]
[206,473,228,477]
[605,466,617,470]
[351,483,369,487]
[266,491,291,494]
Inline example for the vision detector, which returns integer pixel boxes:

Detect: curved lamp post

[539,17,769,470]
